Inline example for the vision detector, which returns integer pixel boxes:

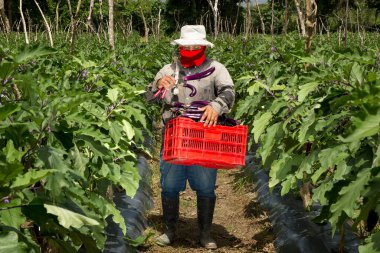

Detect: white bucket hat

[171,25,214,48]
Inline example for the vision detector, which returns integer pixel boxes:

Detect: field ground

[139,150,275,253]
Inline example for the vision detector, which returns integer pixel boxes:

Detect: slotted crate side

[163,117,248,169]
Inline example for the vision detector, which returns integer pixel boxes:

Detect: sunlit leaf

[253,112,272,143]
[44,204,100,229]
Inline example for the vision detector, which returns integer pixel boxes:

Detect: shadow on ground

[141,214,241,250]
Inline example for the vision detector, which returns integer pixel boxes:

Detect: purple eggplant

[182,67,216,97]
[191,101,209,106]
[184,82,197,97]
[184,67,215,81]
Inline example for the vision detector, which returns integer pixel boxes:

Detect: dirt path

[139,162,275,253]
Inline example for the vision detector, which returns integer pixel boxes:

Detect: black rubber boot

[155,194,179,246]
[197,196,217,249]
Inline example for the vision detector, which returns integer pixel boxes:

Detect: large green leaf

[0,160,23,186]
[14,44,55,64]
[269,154,302,189]
[313,146,349,183]
[3,140,25,163]
[253,112,273,143]
[298,111,315,143]
[107,88,119,103]
[359,231,380,253]
[0,103,21,121]
[0,199,25,228]
[342,109,380,143]
[72,145,89,177]
[259,122,282,164]
[119,162,141,198]
[122,120,135,141]
[329,168,372,234]
[44,204,100,229]
[108,121,123,144]
[295,151,318,179]
[312,181,334,206]
[11,169,56,189]
[350,62,364,86]
[0,231,30,253]
[37,146,69,171]
[297,82,319,102]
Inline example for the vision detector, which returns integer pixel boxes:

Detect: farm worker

[145,25,235,249]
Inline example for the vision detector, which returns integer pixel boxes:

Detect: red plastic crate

[162,117,248,169]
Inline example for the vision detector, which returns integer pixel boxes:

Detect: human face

[181,45,202,51]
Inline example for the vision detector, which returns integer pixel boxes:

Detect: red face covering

[179,46,206,68]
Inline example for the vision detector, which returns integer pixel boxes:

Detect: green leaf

[119,162,141,197]
[373,145,380,168]
[77,135,110,156]
[0,231,29,253]
[122,120,135,140]
[108,121,123,144]
[107,88,119,103]
[342,109,380,143]
[281,175,297,195]
[312,181,334,205]
[44,204,100,229]
[359,231,380,253]
[295,151,318,179]
[0,199,25,228]
[253,112,272,143]
[0,103,21,121]
[247,81,261,95]
[269,154,302,189]
[126,232,154,247]
[11,169,56,189]
[72,56,97,68]
[44,172,70,199]
[37,146,69,172]
[333,161,351,181]
[0,161,23,186]
[3,140,25,163]
[329,168,371,234]
[313,146,349,183]
[298,111,315,143]
[350,62,364,86]
[297,82,319,102]
[72,145,89,177]
[14,44,55,64]
[260,122,282,164]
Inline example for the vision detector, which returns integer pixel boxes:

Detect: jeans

[160,155,217,198]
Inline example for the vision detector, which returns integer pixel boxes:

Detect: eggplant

[184,83,197,97]
[183,67,215,81]
[190,101,209,106]
[182,67,216,97]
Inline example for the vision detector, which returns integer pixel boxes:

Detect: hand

[199,105,218,127]
[157,75,176,91]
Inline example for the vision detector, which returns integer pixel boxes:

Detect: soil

[138,154,275,253]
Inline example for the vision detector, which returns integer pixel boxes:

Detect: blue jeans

[160,155,217,198]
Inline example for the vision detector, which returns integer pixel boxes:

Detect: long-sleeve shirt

[146,58,235,124]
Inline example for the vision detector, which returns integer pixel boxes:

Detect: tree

[34,0,54,47]
[255,0,266,34]
[206,0,219,37]
[244,0,251,37]
[87,0,96,33]
[283,0,288,34]
[0,0,10,32]
[19,0,29,44]
[294,0,306,36]
[108,0,114,50]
